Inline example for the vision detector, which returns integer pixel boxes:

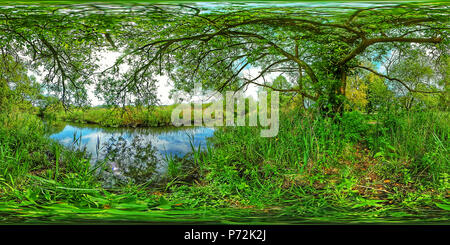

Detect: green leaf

[435,202,450,211]
[156,196,172,210]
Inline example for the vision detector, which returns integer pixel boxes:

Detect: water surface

[48,122,215,185]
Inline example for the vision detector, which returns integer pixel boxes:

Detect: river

[47,122,215,186]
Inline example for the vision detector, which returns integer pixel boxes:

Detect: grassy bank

[0,112,173,220]
[40,98,262,128]
[42,105,178,127]
[164,110,449,215]
[1,108,449,222]
[41,102,234,127]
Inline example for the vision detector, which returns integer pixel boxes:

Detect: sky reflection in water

[49,124,214,180]
[51,124,214,156]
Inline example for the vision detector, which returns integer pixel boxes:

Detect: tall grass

[165,109,449,211]
[42,98,262,128]
[1,106,448,219]
[368,111,449,185]
[42,103,222,127]
[43,105,176,127]
[0,113,100,203]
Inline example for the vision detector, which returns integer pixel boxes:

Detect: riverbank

[42,105,178,127]
[40,100,261,128]
[41,103,226,127]
[1,109,449,223]
[165,109,449,216]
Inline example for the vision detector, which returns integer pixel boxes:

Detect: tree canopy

[0,2,448,113]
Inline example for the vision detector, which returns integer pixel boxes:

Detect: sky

[24,1,403,107]
[94,51,266,106]
[34,49,391,106]
[33,50,268,106]
[32,47,393,106]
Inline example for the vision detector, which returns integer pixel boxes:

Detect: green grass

[0,113,100,203]
[43,105,177,127]
[0,108,448,223]
[41,99,262,128]
[165,109,449,215]
[42,103,225,127]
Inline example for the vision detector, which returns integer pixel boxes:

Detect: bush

[340,111,369,142]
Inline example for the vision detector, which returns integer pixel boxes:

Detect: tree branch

[339,36,443,66]
[355,65,443,94]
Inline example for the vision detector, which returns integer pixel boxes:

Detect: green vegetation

[1,108,449,223]
[0,2,449,223]
[41,102,224,127]
[42,105,177,127]
[167,110,449,213]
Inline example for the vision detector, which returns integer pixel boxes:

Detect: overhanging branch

[339,36,443,66]
[355,65,443,94]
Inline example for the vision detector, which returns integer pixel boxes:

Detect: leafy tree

[107,3,448,115]
[258,75,295,107]
[436,56,450,111]
[0,3,448,115]
[0,4,127,107]
[382,49,444,110]
[37,95,64,118]
[365,73,395,113]
[345,72,368,112]
[0,54,40,113]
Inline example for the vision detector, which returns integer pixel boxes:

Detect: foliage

[0,3,447,114]
[0,2,448,223]
[0,55,41,113]
[165,110,448,213]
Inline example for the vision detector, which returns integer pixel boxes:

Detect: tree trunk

[320,68,347,117]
